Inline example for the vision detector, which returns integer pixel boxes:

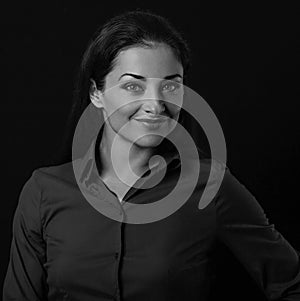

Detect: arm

[2,170,48,301]
[215,167,300,301]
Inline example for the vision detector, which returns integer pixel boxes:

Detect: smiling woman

[88,44,186,198]
[3,8,300,301]
[57,8,195,175]
[89,45,183,150]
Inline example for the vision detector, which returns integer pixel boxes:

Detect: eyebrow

[118,73,183,81]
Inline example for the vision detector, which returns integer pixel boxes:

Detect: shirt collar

[77,126,181,194]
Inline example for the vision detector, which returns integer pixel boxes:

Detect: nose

[142,87,165,115]
[142,98,165,115]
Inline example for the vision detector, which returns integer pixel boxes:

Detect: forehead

[110,44,183,79]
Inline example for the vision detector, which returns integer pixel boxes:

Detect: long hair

[52,8,206,165]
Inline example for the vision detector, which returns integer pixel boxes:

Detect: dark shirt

[3,133,300,300]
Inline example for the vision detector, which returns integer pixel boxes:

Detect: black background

[1,2,299,300]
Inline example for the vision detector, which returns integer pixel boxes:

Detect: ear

[89,79,105,109]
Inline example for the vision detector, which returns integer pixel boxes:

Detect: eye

[162,82,181,92]
[123,83,144,92]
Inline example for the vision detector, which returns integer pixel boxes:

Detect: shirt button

[115,252,119,259]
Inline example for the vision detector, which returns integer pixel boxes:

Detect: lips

[133,116,169,123]
[134,118,165,124]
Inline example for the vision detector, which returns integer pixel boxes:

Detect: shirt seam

[32,169,45,237]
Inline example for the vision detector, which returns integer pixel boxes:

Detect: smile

[134,118,167,129]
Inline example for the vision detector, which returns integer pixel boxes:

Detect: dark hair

[53,8,205,165]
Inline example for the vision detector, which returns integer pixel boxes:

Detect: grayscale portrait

[2,5,300,301]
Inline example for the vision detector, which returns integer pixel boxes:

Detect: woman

[3,9,300,301]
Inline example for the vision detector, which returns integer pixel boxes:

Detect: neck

[99,123,156,181]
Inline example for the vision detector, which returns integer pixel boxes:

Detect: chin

[133,135,164,148]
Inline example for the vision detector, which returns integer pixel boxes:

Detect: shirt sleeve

[2,170,48,301]
[215,166,300,301]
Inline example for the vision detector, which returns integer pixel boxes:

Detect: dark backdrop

[1,2,299,300]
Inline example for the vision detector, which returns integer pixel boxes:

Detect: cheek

[167,101,182,117]
[104,92,137,121]
[107,103,138,131]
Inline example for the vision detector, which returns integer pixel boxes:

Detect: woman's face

[91,43,184,148]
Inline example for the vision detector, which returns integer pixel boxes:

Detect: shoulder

[32,160,78,189]
[18,161,83,215]
[212,164,269,225]
[18,161,77,204]
[184,147,228,188]
[177,152,266,220]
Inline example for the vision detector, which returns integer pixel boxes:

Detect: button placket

[113,211,124,301]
